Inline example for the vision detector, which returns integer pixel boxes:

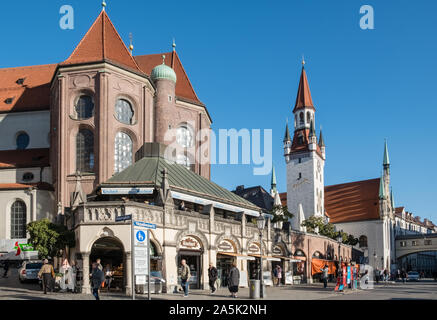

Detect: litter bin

[249,280,260,299]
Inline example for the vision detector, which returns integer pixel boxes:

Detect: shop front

[216,239,237,288]
[292,249,307,284]
[177,235,203,289]
[271,244,289,285]
[247,242,262,280]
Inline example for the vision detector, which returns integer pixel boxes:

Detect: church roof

[293,66,315,113]
[0,64,57,113]
[324,178,381,223]
[232,185,274,212]
[0,148,50,169]
[61,10,142,72]
[101,156,259,210]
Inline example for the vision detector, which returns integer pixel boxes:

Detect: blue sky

[1,0,436,222]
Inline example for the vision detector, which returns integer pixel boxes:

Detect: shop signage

[179,236,201,250]
[248,243,260,254]
[217,239,235,253]
[101,187,154,195]
[272,245,283,256]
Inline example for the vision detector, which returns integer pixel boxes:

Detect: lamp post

[336,230,343,273]
[256,213,266,299]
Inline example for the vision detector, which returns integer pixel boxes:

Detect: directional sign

[115,215,132,222]
[133,221,156,229]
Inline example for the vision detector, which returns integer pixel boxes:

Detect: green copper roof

[283,123,291,142]
[309,119,316,137]
[151,59,177,83]
[379,174,386,200]
[383,140,390,166]
[102,156,258,210]
[271,165,277,193]
[318,130,325,147]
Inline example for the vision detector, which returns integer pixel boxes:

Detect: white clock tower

[284,61,326,230]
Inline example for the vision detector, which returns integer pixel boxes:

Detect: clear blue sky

[1,0,436,222]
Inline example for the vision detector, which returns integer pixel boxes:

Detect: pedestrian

[374,268,379,284]
[228,261,240,298]
[401,269,407,283]
[276,265,282,287]
[71,261,77,293]
[96,258,103,271]
[38,259,55,294]
[104,264,113,292]
[91,262,105,300]
[320,264,329,288]
[208,263,218,294]
[2,260,9,278]
[179,259,191,297]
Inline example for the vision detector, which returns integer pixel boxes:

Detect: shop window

[75,95,94,119]
[115,99,134,125]
[76,129,94,173]
[359,235,368,248]
[11,200,26,239]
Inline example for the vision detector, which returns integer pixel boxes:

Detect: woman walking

[228,262,240,298]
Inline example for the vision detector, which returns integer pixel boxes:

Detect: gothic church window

[76,129,94,173]
[11,200,26,239]
[75,95,94,119]
[176,125,193,148]
[114,132,133,173]
[115,99,134,125]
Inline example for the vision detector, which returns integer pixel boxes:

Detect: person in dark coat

[401,269,407,283]
[228,262,240,298]
[208,263,218,294]
[91,263,105,300]
[320,265,329,288]
[2,260,9,278]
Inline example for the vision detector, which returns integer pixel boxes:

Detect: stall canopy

[218,252,255,261]
[311,258,337,276]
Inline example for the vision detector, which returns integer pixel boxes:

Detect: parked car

[407,271,420,282]
[18,261,43,283]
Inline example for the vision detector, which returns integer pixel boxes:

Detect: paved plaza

[0,268,436,300]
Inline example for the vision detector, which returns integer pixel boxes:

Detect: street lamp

[256,213,266,298]
[336,230,343,273]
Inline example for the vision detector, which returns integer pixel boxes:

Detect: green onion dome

[151,56,177,83]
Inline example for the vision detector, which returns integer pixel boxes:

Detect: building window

[298,173,302,180]
[11,200,26,239]
[16,132,30,150]
[114,132,133,173]
[115,99,134,125]
[168,95,172,102]
[75,95,94,119]
[297,134,304,145]
[299,112,304,125]
[307,111,311,124]
[359,235,368,248]
[76,129,94,173]
[424,240,432,245]
[298,158,302,164]
[22,172,34,182]
[176,125,193,148]
[412,240,418,246]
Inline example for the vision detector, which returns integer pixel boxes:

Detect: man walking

[96,258,103,271]
[91,262,105,300]
[2,260,9,278]
[321,264,329,288]
[208,263,218,294]
[38,259,55,294]
[179,259,191,297]
[401,269,407,283]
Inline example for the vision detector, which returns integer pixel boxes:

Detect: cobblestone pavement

[1,268,436,300]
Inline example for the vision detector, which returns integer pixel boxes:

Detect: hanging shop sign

[217,239,235,253]
[179,236,201,250]
[272,245,284,256]
[247,243,261,255]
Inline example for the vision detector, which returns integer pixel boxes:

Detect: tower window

[115,99,134,125]
[176,125,193,148]
[299,112,304,125]
[22,172,34,182]
[168,95,172,102]
[298,135,304,145]
[298,158,302,164]
[76,129,94,173]
[307,111,311,124]
[75,95,94,120]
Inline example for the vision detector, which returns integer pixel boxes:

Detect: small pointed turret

[270,166,277,196]
[390,188,395,210]
[308,119,317,150]
[379,174,386,200]
[383,140,390,168]
[309,119,316,138]
[284,121,292,162]
[284,122,291,142]
[318,129,325,147]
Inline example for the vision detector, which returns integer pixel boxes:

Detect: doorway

[216,254,234,287]
[178,250,202,289]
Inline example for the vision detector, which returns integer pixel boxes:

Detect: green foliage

[270,205,294,224]
[301,215,358,245]
[27,219,76,259]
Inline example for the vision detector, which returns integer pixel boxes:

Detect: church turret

[270,165,277,196]
[308,119,317,151]
[319,129,325,159]
[383,140,390,187]
[283,121,291,162]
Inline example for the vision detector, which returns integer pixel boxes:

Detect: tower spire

[293,61,314,113]
[271,165,277,195]
[383,139,390,168]
[171,38,176,69]
[284,121,291,142]
[318,128,325,147]
[379,173,386,200]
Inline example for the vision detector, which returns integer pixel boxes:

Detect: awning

[273,256,302,263]
[217,252,255,261]
[248,254,281,262]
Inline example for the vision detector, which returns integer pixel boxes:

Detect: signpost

[116,214,155,300]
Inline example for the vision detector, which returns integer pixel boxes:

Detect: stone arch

[215,234,241,253]
[175,229,209,251]
[149,230,163,256]
[86,228,125,253]
[271,241,289,256]
[247,239,267,254]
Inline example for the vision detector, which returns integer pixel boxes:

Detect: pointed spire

[171,38,176,69]
[390,188,395,209]
[383,139,390,167]
[293,62,315,112]
[309,119,316,138]
[271,165,277,195]
[318,128,325,147]
[283,121,291,142]
[379,173,386,200]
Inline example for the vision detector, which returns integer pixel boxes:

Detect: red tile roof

[0,182,53,191]
[293,66,315,112]
[61,11,141,73]
[324,178,381,223]
[134,51,201,104]
[0,148,50,168]
[0,64,57,113]
[290,128,324,158]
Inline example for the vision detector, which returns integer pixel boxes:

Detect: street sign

[115,215,132,222]
[133,221,156,229]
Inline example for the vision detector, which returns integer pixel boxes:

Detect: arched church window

[75,95,94,119]
[299,112,304,125]
[359,235,368,248]
[115,99,134,125]
[176,125,193,148]
[307,111,311,124]
[114,132,133,173]
[76,129,94,173]
[11,200,26,239]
